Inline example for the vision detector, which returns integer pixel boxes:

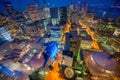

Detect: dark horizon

[0,0,120,18]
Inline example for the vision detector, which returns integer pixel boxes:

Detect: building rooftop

[92,52,117,70]
[62,50,73,58]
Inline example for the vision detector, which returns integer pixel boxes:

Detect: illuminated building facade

[0,26,13,42]
[4,2,14,15]
[62,50,73,67]
[43,41,58,67]
[39,8,45,20]
[50,7,59,25]
[110,38,120,52]
[45,41,58,60]
[60,7,67,24]
[67,2,74,18]
[24,22,39,37]
[84,51,120,79]
[64,32,80,56]
[70,12,79,24]
[49,27,62,46]
[75,2,81,12]
[44,6,50,19]
[42,19,47,30]
[69,2,74,11]
[34,20,45,36]
[67,2,74,19]
[28,5,40,21]
[0,0,120,80]
[85,11,94,22]
[80,2,88,19]
[43,0,50,24]
[80,40,92,49]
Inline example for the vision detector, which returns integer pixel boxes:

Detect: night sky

[0,0,118,10]
[0,0,120,18]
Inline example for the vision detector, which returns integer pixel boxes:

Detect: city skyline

[0,0,119,9]
[0,0,120,80]
[0,0,120,18]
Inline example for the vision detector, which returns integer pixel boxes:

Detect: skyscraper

[80,2,88,18]
[76,1,81,12]
[50,7,58,18]
[60,7,67,24]
[69,2,74,11]
[44,6,50,19]
[50,7,59,25]
[0,26,13,42]
[4,2,14,15]
[67,2,74,20]
[27,0,40,21]
[71,12,79,24]
[28,4,40,21]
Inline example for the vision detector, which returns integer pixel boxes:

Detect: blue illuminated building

[0,64,14,78]
[0,64,23,78]
[43,41,58,66]
[45,41,58,60]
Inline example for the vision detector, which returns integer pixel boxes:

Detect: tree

[48,65,53,70]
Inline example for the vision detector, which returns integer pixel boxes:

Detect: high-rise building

[39,8,45,20]
[4,2,14,15]
[60,7,67,24]
[68,2,74,19]
[42,19,47,30]
[44,6,50,19]
[24,22,39,36]
[43,41,58,67]
[50,7,59,25]
[81,2,88,12]
[70,12,79,24]
[76,2,81,12]
[0,26,13,42]
[49,27,62,45]
[85,11,94,22]
[69,2,74,11]
[64,32,80,57]
[28,4,40,21]
[43,0,50,19]
[80,2,88,18]
[50,7,58,19]
[43,5,51,25]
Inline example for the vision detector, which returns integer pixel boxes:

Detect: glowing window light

[79,22,100,50]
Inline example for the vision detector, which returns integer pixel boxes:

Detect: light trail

[79,22,100,50]
[45,52,64,80]
[61,23,71,42]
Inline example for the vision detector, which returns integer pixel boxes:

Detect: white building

[0,26,13,42]
[62,55,73,67]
